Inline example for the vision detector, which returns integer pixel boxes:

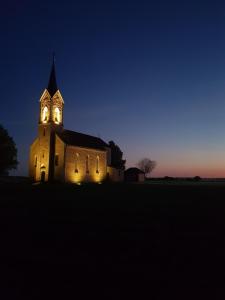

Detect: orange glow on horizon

[150,166,225,178]
[127,148,225,178]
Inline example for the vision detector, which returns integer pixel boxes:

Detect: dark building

[124,168,145,182]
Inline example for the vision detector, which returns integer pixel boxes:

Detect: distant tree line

[146,176,202,182]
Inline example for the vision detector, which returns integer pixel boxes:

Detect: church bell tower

[39,56,64,128]
[37,56,64,182]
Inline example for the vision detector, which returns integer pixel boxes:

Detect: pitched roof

[125,168,145,174]
[47,58,58,97]
[57,129,109,150]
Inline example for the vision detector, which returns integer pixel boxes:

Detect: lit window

[96,156,99,173]
[54,107,60,124]
[86,155,89,174]
[75,153,79,173]
[42,106,48,123]
[55,154,59,166]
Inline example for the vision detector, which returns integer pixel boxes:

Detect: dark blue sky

[1,0,225,177]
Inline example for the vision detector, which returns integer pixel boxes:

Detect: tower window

[42,106,48,123]
[55,154,59,166]
[43,128,46,136]
[54,107,60,124]
[75,153,79,173]
[96,156,99,174]
[86,155,89,174]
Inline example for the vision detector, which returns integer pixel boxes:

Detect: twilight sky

[1,0,225,177]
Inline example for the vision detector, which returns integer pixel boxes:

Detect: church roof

[47,57,58,97]
[125,168,145,174]
[57,129,109,150]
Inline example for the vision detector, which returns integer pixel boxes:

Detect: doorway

[41,171,45,182]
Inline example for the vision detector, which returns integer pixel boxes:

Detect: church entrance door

[41,171,45,182]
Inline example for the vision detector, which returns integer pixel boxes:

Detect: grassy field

[0,182,224,299]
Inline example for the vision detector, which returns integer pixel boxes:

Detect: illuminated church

[29,60,123,183]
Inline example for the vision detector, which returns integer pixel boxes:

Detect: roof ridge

[63,129,107,142]
[58,129,109,150]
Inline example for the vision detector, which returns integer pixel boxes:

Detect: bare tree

[137,158,156,177]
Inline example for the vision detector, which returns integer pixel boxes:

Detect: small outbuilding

[124,168,145,182]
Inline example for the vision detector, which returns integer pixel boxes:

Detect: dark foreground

[0,183,224,299]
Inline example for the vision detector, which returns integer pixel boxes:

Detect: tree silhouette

[108,141,126,170]
[0,124,18,175]
[137,158,156,177]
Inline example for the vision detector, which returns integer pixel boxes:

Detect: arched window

[86,155,89,174]
[75,153,79,173]
[42,106,48,123]
[54,107,60,124]
[96,156,99,173]
[34,156,37,168]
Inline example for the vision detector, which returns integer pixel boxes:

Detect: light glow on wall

[70,168,104,184]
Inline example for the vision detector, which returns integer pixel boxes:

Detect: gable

[30,137,38,149]
[40,89,51,102]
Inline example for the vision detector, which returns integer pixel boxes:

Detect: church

[29,60,124,183]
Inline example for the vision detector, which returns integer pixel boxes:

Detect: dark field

[0,183,224,299]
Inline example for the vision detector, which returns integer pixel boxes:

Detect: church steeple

[39,55,64,126]
[47,54,58,97]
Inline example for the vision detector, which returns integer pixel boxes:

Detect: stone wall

[138,173,145,182]
[29,138,39,181]
[107,166,124,182]
[64,145,107,183]
[54,135,65,181]
[29,124,53,182]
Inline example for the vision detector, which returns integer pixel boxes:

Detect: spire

[47,53,58,97]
